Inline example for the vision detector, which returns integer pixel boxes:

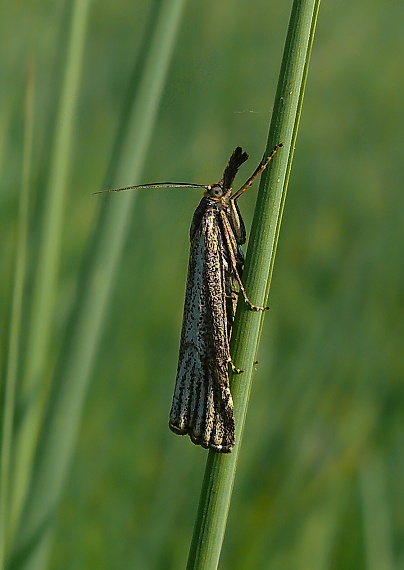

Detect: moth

[95,143,282,452]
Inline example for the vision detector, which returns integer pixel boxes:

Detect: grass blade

[10,0,188,567]
[187,1,322,567]
[0,59,35,570]
[9,0,92,542]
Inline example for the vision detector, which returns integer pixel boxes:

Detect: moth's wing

[169,203,235,452]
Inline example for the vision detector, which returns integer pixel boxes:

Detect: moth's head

[205,183,226,200]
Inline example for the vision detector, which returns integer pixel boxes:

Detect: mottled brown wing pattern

[169,199,236,452]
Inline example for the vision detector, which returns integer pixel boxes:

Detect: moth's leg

[219,211,268,311]
[228,358,243,374]
[232,143,283,201]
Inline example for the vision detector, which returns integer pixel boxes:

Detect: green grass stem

[9,0,187,568]
[0,60,35,570]
[187,1,321,568]
[9,0,91,544]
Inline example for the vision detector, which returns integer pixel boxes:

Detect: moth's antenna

[93,182,208,195]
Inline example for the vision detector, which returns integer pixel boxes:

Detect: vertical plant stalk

[0,60,35,570]
[9,0,91,541]
[187,1,321,568]
[10,0,187,569]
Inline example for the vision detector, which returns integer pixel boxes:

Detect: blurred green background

[1,0,404,568]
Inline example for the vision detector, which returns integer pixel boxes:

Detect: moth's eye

[209,185,223,198]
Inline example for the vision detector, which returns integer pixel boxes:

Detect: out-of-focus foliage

[1,0,403,568]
